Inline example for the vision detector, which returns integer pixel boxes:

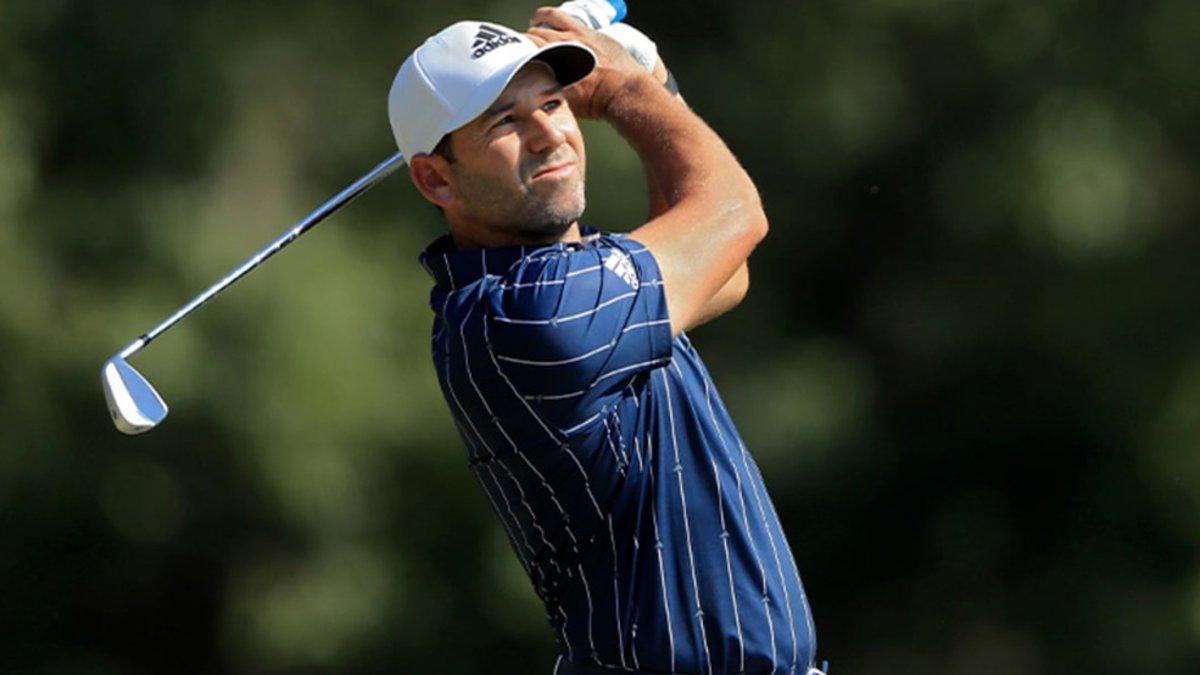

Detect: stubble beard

[456,160,587,244]
[517,177,586,239]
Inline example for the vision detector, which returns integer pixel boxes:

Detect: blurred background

[2,0,1198,673]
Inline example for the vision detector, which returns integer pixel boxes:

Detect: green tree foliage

[2,1,1198,673]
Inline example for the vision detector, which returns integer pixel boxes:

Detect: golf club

[102,151,405,434]
[104,0,633,435]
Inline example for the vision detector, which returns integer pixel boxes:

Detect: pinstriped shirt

[420,230,815,675]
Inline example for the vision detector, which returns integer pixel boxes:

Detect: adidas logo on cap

[470,24,521,59]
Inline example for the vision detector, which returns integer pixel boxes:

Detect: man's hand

[526,7,651,119]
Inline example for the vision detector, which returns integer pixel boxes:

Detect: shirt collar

[418,227,600,290]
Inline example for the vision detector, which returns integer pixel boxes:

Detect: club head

[102,356,168,434]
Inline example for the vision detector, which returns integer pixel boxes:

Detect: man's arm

[693,261,749,327]
[645,157,750,329]
[627,76,764,336]
[530,9,768,337]
[640,59,749,329]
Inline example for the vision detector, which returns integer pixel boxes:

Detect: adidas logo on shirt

[604,250,640,290]
[471,24,521,59]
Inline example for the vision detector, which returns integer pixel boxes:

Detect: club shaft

[119,151,406,360]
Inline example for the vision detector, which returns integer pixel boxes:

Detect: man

[390,8,821,674]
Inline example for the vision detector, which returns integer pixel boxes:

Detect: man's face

[442,62,587,240]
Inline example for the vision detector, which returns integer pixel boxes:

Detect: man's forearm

[608,74,766,334]
[639,106,749,329]
[641,56,685,221]
[605,75,756,211]
[638,77,746,326]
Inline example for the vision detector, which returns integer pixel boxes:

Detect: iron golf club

[102,151,406,434]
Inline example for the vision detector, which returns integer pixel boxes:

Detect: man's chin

[522,213,579,238]
[525,192,585,227]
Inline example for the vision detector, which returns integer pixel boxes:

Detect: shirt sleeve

[484,235,673,432]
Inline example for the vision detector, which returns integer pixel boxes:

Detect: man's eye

[543,99,562,112]
[493,115,515,129]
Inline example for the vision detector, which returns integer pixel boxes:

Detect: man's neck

[448,220,584,251]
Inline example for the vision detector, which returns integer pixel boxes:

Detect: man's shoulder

[502,232,652,278]
[421,230,661,331]
[489,234,656,315]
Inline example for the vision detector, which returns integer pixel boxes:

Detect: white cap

[388,21,596,161]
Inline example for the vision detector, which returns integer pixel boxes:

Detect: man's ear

[409,154,455,209]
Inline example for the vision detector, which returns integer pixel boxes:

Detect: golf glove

[599,23,659,73]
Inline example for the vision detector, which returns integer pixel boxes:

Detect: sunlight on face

[446,62,588,242]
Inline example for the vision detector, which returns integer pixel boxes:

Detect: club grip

[556,0,627,29]
[607,0,628,23]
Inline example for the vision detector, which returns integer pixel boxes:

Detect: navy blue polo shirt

[419,229,815,675]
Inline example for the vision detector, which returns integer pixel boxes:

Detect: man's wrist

[601,70,672,122]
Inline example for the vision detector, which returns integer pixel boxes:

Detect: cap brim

[442,41,597,136]
[531,42,596,87]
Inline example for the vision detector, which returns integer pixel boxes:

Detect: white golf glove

[599,22,659,73]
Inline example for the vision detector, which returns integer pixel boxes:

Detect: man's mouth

[531,162,575,181]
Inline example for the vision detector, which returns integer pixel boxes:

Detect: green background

[3,0,1199,673]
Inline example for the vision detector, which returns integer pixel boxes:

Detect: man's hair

[431,134,455,164]
[430,134,454,217]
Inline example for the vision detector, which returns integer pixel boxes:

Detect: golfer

[391,8,821,674]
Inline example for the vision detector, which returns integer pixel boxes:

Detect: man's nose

[525,110,566,153]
